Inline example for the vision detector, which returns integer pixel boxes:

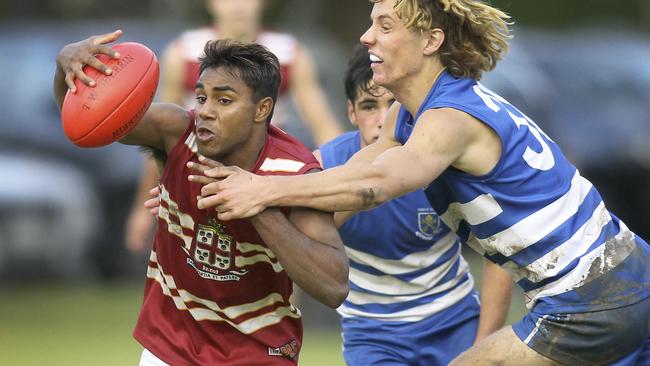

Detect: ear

[254,97,274,124]
[347,100,358,126]
[423,28,445,56]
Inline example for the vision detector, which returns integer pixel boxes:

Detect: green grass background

[0,252,526,365]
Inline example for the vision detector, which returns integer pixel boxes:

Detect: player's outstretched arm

[196,108,474,220]
[312,102,402,226]
[250,206,349,309]
[53,31,189,153]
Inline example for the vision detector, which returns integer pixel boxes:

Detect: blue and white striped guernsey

[394,70,650,313]
[320,131,477,322]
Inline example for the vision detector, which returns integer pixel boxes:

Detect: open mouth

[196,126,216,142]
[369,54,384,65]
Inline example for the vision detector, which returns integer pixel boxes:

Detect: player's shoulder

[257,125,321,175]
[324,131,359,148]
[319,131,360,169]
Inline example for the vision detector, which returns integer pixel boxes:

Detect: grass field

[0,282,345,366]
[0,253,526,365]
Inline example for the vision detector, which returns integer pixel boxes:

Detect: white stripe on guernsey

[147,261,300,334]
[345,257,471,305]
[467,171,592,257]
[184,131,198,153]
[236,254,284,273]
[506,201,611,282]
[523,315,549,344]
[337,275,474,322]
[237,242,277,260]
[347,245,462,295]
[523,222,636,309]
[158,206,194,251]
[440,194,503,232]
[258,158,305,173]
[344,231,457,275]
[159,185,195,229]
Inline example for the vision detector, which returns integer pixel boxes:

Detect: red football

[62,42,159,148]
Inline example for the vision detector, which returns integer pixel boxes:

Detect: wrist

[261,175,282,207]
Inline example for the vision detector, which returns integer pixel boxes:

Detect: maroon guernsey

[133,112,321,366]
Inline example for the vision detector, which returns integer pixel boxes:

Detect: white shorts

[139,349,169,366]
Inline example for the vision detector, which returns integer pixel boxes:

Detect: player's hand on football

[196,166,267,221]
[56,29,123,93]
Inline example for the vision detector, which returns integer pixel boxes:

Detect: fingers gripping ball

[62,42,159,147]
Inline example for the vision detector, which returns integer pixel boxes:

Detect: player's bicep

[404,108,474,171]
[119,103,188,153]
[370,110,470,199]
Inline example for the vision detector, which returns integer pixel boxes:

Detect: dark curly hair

[199,39,281,122]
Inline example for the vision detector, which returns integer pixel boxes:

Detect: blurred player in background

[54,32,348,365]
[188,0,650,364]
[125,0,343,253]
[315,44,513,365]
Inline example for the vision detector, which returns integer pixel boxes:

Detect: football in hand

[61,42,159,148]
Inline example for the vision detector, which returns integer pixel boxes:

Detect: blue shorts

[341,293,480,366]
[513,241,650,365]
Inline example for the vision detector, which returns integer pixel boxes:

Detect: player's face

[349,83,395,148]
[360,0,430,89]
[194,67,260,159]
[206,0,263,34]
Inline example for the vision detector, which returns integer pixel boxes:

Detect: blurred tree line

[2,0,649,45]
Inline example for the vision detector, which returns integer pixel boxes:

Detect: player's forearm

[264,163,391,213]
[475,259,513,343]
[250,209,349,308]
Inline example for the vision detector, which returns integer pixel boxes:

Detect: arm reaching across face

[195,107,477,220]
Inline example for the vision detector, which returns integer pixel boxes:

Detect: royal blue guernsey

[321,131,477,321]
[394,70,649,313]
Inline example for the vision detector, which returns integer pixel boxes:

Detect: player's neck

[392,62,446,117]
[216,126,267,171]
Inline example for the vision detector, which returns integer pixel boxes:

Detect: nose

[360,25,375,47]
[197,103,216,121]
[377,107,389,129]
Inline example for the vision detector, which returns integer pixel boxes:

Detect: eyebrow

[357,97,379,104]
[194,82,237,93]
[375,14,395,22]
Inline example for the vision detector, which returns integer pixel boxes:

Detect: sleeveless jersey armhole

[429,103,508,182]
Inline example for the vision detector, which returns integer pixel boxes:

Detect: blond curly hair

[372,0,512,79]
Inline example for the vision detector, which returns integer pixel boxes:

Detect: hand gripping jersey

[174,28,297,108]
[320,131,477,322]
[394,70,650,314]
[133,112,321,366]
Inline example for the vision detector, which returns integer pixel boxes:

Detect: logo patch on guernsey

[186,218,249,281]
[416,208,441,240]
[268,339,299,359]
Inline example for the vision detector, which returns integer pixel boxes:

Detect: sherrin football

[61,42,159,148]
